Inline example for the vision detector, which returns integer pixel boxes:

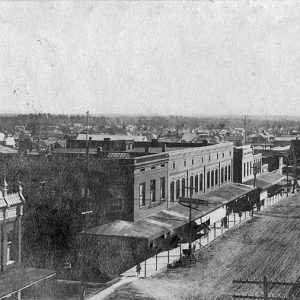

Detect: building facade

[168,143,234,203]
[233,145,262,183]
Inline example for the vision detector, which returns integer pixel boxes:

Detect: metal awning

[244,172,285,190]
[86,220,168,241]
[0,267,56,299]
[193,182,255,205]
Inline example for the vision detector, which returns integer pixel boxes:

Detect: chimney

[162,143,166,152]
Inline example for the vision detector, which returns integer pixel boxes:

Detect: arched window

[207,171,210,188]
[176,180,180,200]
[181,178,186,197]
[190,176,194,196]
[215,169,218,186]
[228,165,231,181]
[225,166,228,181]
[211,170,214,187]
[221,167,224,183]
[195,175,199,193]
[200,173,203,191]
[170,182,175,202]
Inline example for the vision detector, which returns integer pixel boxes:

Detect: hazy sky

[1,1,300,116]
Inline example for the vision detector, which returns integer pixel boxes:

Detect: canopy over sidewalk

[86,183,255,244]
[244,172,285,190]
[0,267,56,299]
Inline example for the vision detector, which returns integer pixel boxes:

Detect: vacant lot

[105,193,300,300]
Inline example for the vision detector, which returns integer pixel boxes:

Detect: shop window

[207,171,210,188]
[228,165,231,181]
[211,170,214,187]
[160,177,165,199]
[190,176,194,196]
[225,166,228,181]
[176,180,180,200]
[195,175,199,193]
[182,178,186,197]
[215,169,218,185]
[200,174,203,191]
[170,182,175,202]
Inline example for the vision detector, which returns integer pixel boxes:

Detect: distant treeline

[1,113,300,132]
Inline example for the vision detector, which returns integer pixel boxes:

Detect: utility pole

[178,171,209,266]
[80,110,93,300]
[232,275,300,300]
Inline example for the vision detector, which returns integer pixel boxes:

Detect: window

[170,182,175,202]
[228,165,231,181]
[176,180,180,200]
[151,166,156,170]
[184,159,187,167]
[225,166,228,181]
[140,168,145,172]
[207,171,210,188]
[200,174,203,191]
[217,154,219,159]
[150,180,156,202]
[139,183,146,207]
[6,225,16,265]
[244,163,246,177]
[161,164,165,167]
[172,162,176,169]
[223,153,224,158]
[221,167,224,183]
[211,170,214,187]
[250,161,252,175]
[209,155,211,162]
[230,151,232,156]
[195,175,199,193]
[190,176,194,196]
[201,157,204,163]
[182,178,186,197]
[160,177,165,199]
[247,162,249,176]
[215,169,218,185]
[192,158,194,165]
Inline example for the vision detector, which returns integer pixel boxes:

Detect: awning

[244,172,285,190]
[0,267,56,299]
[86,219,168,242]
[193,182,255,205]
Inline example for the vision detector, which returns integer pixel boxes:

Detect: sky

[0,1,300,116]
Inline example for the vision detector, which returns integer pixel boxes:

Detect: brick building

[0,180,56,300]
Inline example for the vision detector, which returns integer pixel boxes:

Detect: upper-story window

[217,154,219,160]
[150,180,156,202]
[201,157,204,163]
[222,153,225,158]
[209,155,211,162]
[229,151,232,156]
[191,158,194,165]
[172,162,176,169]
[139,183,146,207]
[184,159,187,167]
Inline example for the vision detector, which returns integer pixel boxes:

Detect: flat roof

[0,268,56,299]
